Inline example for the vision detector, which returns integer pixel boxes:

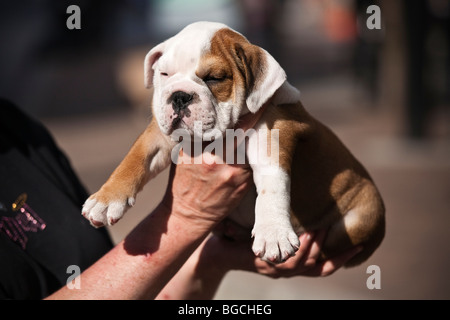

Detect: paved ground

[42,76,450,300]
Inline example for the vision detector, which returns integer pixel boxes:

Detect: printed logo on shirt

[0,193,46,250]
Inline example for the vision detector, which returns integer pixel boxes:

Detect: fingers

[302,229,327,267]
[294,232,316,262]
[294,229,364,277]
[303,245,364,277]
[207,228,364,280]
[254,230,363,278]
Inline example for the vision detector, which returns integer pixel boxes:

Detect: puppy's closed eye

[203,74,228,85]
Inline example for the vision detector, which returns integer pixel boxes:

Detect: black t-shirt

[0,99,113,299]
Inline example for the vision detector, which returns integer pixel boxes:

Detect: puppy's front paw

[251,223,300,264]
[82,190,135,228]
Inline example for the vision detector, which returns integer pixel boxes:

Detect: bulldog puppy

[82,22,385,266]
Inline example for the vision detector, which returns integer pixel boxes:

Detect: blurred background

[1,0,449,299]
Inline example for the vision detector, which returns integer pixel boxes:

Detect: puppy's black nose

[170,91,193,113]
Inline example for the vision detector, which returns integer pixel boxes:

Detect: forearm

[46,203,213,300]
[46,144,252,300]
[155,236,228,300]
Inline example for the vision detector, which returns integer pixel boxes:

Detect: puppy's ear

[235,43,286,113]
[144,42,165,88]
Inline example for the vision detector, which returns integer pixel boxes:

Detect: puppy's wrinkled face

[145,21,286,140]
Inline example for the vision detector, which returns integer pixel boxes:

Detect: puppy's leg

[247,126,300,263]
[251,168,300,263]
[322,181,385,267]
[82,118,172,227]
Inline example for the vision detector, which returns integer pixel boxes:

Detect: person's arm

[155,236,226,300]
[47,202,207,299]
[46,150,252,300]
[46,105,265,300]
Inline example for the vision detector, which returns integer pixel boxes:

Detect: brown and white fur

[82,22,385,266]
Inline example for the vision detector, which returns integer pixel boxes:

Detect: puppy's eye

[204,75,226,85]
[160,72,169,77]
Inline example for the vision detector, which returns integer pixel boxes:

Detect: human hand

[204,220,363,278]
[248,230,363,278]
[162,154,252,231]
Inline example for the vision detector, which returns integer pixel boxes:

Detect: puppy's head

[145,21,286,140]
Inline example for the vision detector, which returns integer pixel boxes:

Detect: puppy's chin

[167,119,224,142]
